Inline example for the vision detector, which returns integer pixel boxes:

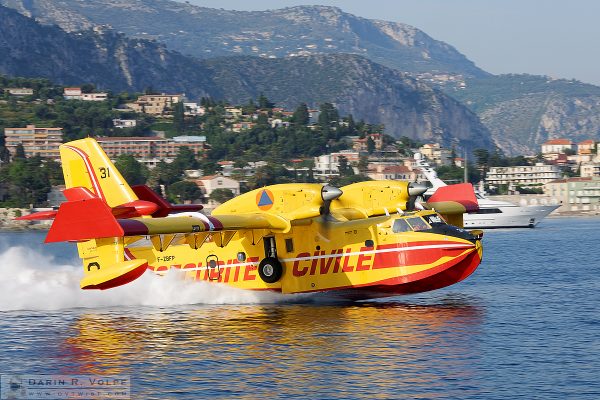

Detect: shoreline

[1,213,598,234]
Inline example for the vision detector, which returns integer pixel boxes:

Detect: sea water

[0,218,598,399]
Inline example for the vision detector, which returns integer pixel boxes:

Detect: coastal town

[1,83,599,229]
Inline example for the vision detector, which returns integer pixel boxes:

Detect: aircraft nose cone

[322,185,343,202]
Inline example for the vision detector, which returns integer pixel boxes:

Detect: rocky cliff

[0,5,494,151]
[0,0,487,77]
[448,75,600,155]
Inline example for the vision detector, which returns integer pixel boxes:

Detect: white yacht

[414,153,560,228]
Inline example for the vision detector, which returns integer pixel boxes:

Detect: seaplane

[18,138,484,300]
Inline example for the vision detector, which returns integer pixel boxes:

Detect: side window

[392,218,412,233]
[406,217,431,232]
[285,238,294,253]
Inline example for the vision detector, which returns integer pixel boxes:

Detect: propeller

[406,182,428,211]
[318,185,343,240]
[320,185,343,217]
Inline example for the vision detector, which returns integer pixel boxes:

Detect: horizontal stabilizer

[15,210,58,221]
[45,197,124,242]
[132,185,203,217]
[80,259,148,290]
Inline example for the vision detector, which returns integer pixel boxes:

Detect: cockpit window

[423,214,446,225]
[392,216,432,233]
[406,217,431,231]
[392,218,412,233]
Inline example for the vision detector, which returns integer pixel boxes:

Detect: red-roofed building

[541,139,575,159]
[577,139,596,155]
[367,164,425,181]
[95,135,208,167]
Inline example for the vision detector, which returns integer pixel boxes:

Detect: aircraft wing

[119,213,291,237]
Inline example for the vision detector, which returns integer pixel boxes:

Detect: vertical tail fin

[60,138,138,207]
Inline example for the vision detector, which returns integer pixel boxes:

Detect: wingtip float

[20,138,484,299]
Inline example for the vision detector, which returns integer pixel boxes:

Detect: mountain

[0,5,494,152]
[0,0,487,78]
[447,75,600,155]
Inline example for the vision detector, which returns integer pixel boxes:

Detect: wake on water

[0,243,305,312]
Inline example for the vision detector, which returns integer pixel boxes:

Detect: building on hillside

[541,139,575,160]
[418,143,452,166]
[63,87,107,101]
[230,122,256,132]
[313,151,360,180]
[126,94,184,115]
[81,92,108,101]
[224,107,243,119]
[367,164,424,181]
[486,164,562,189]
[4,88,33,96]
[4,125,63,158]
[95,135,207,167]
[195,175,241,205]
[577,139,596,155]
[183,102,205,116]
[544,177,600,213]
[580,163,600,178]
[112,119,137,129]
[352,134,383,152]
[63,87,82,100]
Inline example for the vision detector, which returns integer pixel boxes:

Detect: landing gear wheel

[258,257,283,283]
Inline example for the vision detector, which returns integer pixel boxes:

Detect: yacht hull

[464,204,560,229]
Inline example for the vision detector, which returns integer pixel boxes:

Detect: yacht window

[406,217,431,231]
[473,208,502,214]
[392,218,412,233]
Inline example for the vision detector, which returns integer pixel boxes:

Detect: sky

[182,0,600,86]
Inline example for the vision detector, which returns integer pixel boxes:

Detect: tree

[257,93,274,109]
[173,101,185,133]
[167,181,202,203]
[318,103,339,129]
[114,154,148,185]
[172,146,200,171]
[337,155,354,177]
[147,161,182,189]
[357,155,369,174]
[14,144,26,159]
[292,103,310,126]
[367,137,376,154]
[209,188,235,204]
[80,83,96,94]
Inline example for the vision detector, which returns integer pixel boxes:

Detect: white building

[314,151,360,180]
[183,102,205,116]
[112,119,137,129]
[195,175,241,205]
[486,164,562,188]
[4,88,33,96]
[541,139,575,160]
[63,87,107,101]
[580,163,600,178]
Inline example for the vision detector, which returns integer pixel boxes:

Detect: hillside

[448,75,600,155]
[0,0,487,78]
[0,6,494,151]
